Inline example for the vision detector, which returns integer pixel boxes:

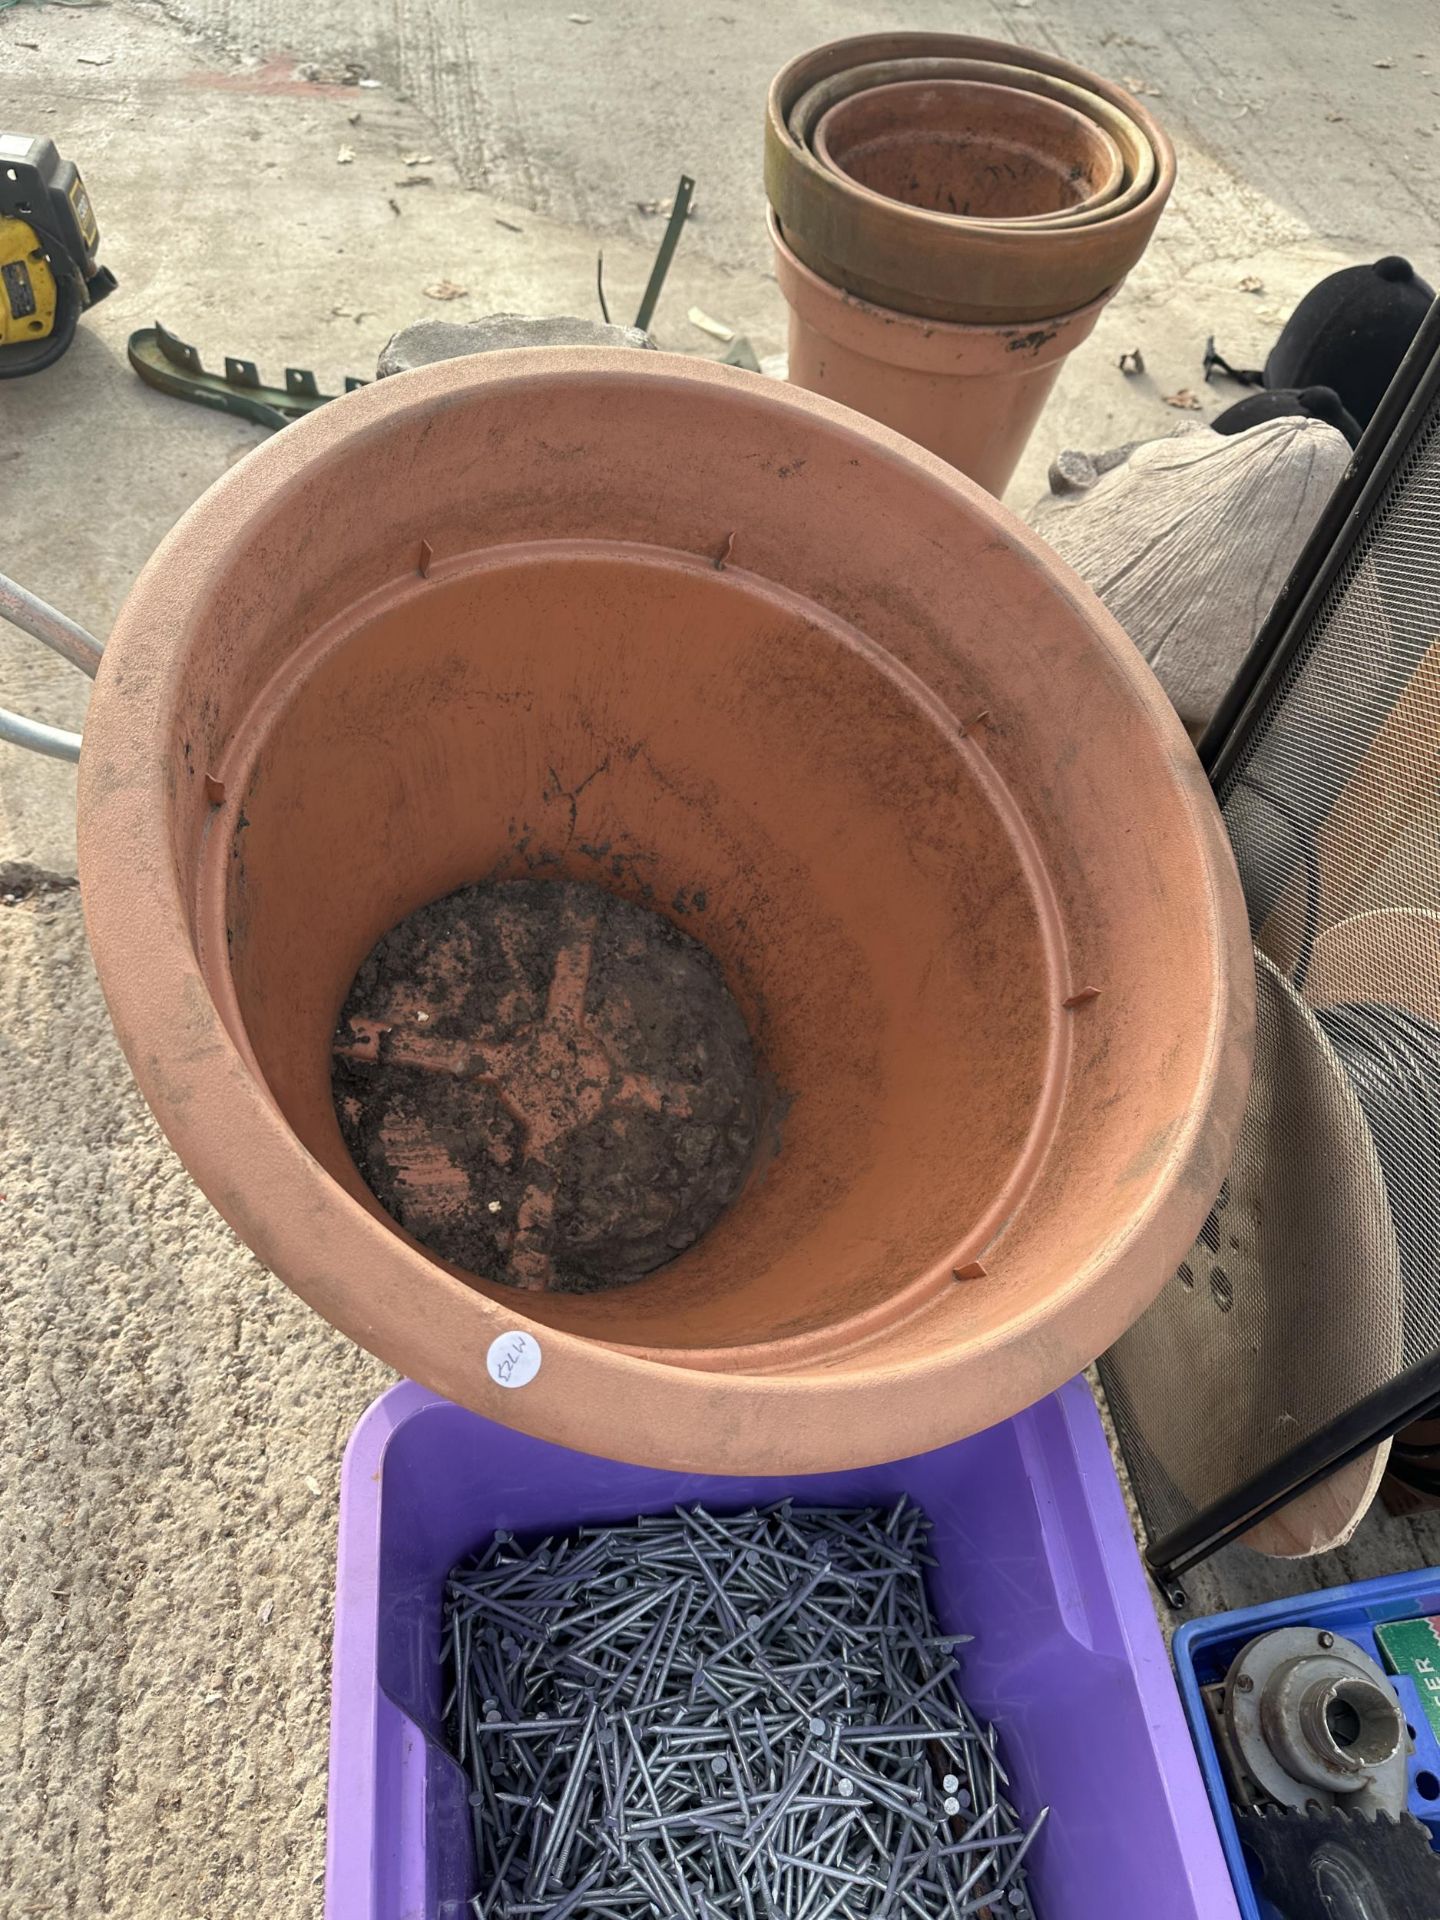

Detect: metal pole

[0,571,103,758]
[633,175,695,334]
[0,707,82,763]
[0,571,104,677]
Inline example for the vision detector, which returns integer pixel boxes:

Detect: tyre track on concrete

[136,0,1440,274]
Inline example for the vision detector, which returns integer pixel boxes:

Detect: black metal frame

[1128,296,1440,1596]
[1198,296,1440,780]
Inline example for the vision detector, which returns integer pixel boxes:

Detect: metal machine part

[1236,1805,1440,1920]
[1208,1628,1410,1819]
[0,133,115,376]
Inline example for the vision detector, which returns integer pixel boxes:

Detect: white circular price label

[487,1330,543,1390]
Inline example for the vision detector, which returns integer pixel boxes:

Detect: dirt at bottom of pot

[442,1497,1046,1920]
[331,877,769,1292]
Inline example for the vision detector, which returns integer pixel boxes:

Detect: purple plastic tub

[325,1379,1237,1920]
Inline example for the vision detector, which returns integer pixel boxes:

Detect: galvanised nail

[444,1498,1037,1920]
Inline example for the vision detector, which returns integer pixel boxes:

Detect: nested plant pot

[787,58,1156,233]
[814,79,1125,224]
[770,213,1109,496]
[79,350,1251,1475]
[766,32,1175,324]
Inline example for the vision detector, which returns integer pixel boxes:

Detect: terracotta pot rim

[765,33,1175,323]
[787,58,1156,231]
[770,210,1116,372]
[79,350,1250,1472]
[813,79,1127,229]
[772,31,1177,183]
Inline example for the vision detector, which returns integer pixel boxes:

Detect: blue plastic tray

[1173,1566,1440,1920]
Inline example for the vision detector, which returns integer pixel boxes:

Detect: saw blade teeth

[1235,1802,1440,1920]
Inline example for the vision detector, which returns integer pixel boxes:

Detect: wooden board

[1242,1441,1392,1556]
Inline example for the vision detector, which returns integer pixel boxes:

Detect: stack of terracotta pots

[766,33,1176,495]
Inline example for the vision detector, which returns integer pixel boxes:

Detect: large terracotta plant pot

[79,351,1251,1475]
[814,79,1125,223]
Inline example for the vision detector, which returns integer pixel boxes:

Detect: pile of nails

[443,1498,1045,1920]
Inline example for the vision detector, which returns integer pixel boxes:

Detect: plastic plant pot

[814,79,1125,224]
[325,1377,1243,1920]
[78,349,1252,1476]
[771,211,1111,497]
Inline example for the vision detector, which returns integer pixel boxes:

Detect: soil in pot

[333,877,766,1293]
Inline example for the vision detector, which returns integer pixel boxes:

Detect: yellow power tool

[1,133,115,377]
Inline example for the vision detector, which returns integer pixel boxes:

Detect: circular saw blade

[1235,1804,1440,1920]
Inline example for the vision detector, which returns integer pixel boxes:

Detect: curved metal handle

[0,571,105,763]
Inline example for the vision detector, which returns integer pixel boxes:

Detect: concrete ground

[0,886,391,1916]
[1,2,1438,1913]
